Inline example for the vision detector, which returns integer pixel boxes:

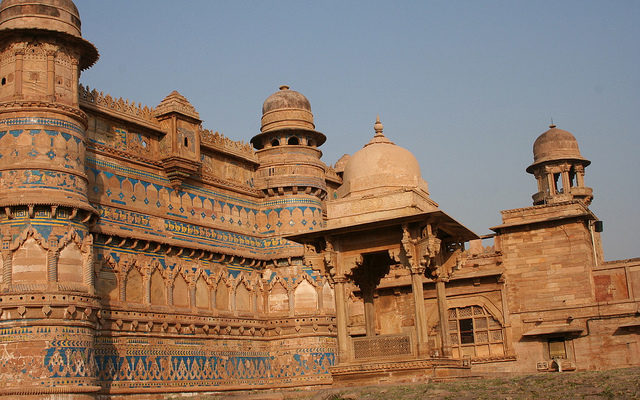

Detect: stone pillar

[14,50,23,98]
[144,275,151,305]
[436,278,452,357]
[189,284,196,310]
[3,236,12,288]
[410,267,428,356]
[46,50,55,99]
[362,282,376,337]
[333,276,351,363]
[561,168,570,192]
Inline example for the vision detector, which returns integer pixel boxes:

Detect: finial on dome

[374,115,384,137]
[279,85,290,91]
[549,117,556,129]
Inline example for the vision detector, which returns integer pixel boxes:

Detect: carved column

[410,266,428,356]
[436,277,452,357]
[2,236,12,288]
[46,50,55,99]
[82,235,95,294]
[333,275,351,363]
[167,281,174,306]
[47,238,58,284]
[144,274,151,305]
[189,283,196,310]
[14,50,23,98]
[362,281,376,337]
[71,59,79,106]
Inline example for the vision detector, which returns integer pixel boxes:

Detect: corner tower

[251,85,327,235]
[0,1,100,397]
[526,124,593,206]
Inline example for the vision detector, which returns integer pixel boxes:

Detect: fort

[0,1,637,399]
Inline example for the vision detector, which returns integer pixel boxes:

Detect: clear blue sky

[77,1,639,260]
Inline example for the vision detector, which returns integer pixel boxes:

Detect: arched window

[287,136,299,145]
[448,305,505,359]
[271,138,280,147]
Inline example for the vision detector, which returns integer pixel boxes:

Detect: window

[548,338,567,359]
[287,136,299,145]
[448,305,505,358]
[271,138,280,147]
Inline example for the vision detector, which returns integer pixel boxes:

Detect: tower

[0,0,100,397]
[526,124,593,206]
[251,85,327,235]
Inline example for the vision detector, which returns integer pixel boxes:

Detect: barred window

[448,306,505,359]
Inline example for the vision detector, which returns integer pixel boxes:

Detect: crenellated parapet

[79,84,161,131]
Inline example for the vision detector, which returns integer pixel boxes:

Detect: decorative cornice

[0,100,87,126]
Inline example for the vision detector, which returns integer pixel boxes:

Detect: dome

[262,85,311,114]
[0,0,98,69]
[527,124,590,173]
[339,117,427,197]
[0,0,81,37]
[252,85,326,147]
[260,85,316,134]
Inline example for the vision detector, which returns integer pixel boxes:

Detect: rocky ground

[193,367,640,400]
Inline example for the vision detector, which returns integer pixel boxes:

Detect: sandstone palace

[0,1,637,399]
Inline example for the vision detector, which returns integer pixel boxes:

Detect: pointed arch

[268,276,289,313]
[11,226,49,283]
[149,265,166,306]
[173,268,190,308]
[57,229,84,284]
[125,266,143,304]
[195,274,210,309]
[96,258,118,302]
[235,275,251,312]
[294,276,317,314]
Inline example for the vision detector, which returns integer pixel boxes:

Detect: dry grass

[198,367,640,400]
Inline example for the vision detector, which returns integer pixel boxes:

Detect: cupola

[527,124,593,206]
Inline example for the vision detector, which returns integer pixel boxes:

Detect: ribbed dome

[339,117,427,197]
[527,124,590,173]
[0,0,81,37]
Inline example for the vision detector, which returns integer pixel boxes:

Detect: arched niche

[268,280,289,313]
[57,241,83,283]
[125,268,143,304]
[150,269,166,306]
[195,275,209,309]
[173,273,189,308]
[294,279,317,314]
[322,281,335,311]
[236,283,251,312]
[12,237,47,283]
[215,282,229,311]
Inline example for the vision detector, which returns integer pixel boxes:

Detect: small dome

[527,124,590,173]
[0,0,82,37]
[252,85,326,147]
[339,117,427,197]
[262,85,311,114]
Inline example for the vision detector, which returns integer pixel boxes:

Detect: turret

[527,124,593,206]
[0,1,100,397]
[251,85,327,235]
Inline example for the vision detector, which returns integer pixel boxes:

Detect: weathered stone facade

[0,1,637,398]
